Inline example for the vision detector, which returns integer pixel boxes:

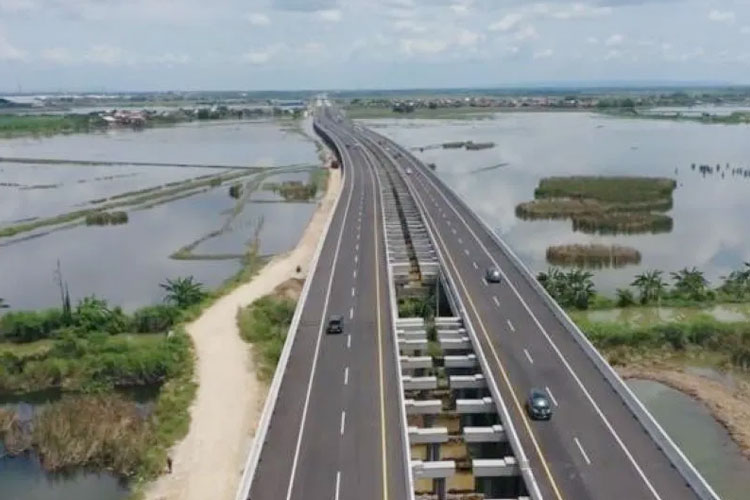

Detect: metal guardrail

[362,132,542,500]
[384,134,721,500]
[234,119,347,500]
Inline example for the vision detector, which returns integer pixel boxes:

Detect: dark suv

[326,315,344,334]
[526,388,553,420]
[485,267,502,283]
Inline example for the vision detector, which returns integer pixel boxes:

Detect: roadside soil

[144,166,341,500]
[617,363,750,459]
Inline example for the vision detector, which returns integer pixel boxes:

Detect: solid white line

[351,287,355,297]
[411,158,663,499]
[546,386,558,407]
[507,319,515,332]
[349,307,354,320]
[335,471,341,500]
[344,367,349,385]
[340,411,346,435]
[285,138,357,500]
[347,334,351,349]
[575,437,592,465]
[493,296,500,307]
[524,348,534,364]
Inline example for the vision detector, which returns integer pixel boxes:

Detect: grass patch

[0,114,105,138]
[516,175,676,235]
[236,295,296,381]
[546,244,641,268]
[578,315,750,370]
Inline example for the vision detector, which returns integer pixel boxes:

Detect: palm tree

[720,262,750,299]
[160,276,206,309]
[671,267,709,300]
[615,288,636,307]
[631,270,666,305]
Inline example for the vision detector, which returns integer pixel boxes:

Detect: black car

[485,267,502,283]
[326,315,344,334]
[526,388,553,420]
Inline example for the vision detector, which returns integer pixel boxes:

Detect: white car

[405,168,413,175]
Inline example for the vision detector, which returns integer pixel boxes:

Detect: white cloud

[399,38,449,56]
[552,3,611,20]
[604,49,621,61]
[490,13,524,32]
[393,20,426,33]
[741,26,750,35]
[242,44,284,64]
[86,44,129,65]
[41,47,74,64]
[316,8,342,22]
[246,12,270,26]
[151,52,190,65]
[708,10,735,24]
[450,4,469,16]
[0,32,26,61]
[456,29,482,47]
[0,0,36,12]
[586,36,598,44]
[513,25,539,42]
[605,34,624,46]
[533,48,553,59]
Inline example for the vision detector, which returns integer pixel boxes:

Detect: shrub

[0,309,66,342]
[132,304,180,333]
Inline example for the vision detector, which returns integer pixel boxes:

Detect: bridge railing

[385,134,721,500]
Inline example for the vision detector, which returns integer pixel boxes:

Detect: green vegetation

[0,114,106,138]
[546,244,641,268]
[85,211,129,226]
[263,169,328,202]
[160,276,206,309]
[236,295,296,380]
[538,268,596,310]
[516,176,676,235]
[603,108,750,125]
[580,315,750,370]
[229,182,243,199]
[398,295,436,319]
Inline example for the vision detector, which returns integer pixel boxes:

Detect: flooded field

[0,119,319,310]
[0,119,314,166]
[628,379,750,500]
[365,112,750,293]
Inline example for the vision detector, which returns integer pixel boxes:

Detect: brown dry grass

[546,243,641,268]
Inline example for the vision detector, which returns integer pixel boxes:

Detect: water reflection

[0,447,129,500]
[0,120,316,167]
[367,113,750,293]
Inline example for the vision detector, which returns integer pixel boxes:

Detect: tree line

[538,262,750,310]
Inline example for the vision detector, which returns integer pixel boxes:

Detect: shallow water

[628,379,750,500]
[0,161,218,226]
[0,448,129,500]
[0,120,319,310]
[0,119,316,167]
[366,113,750,293]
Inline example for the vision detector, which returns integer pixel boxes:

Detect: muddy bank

[618,363,750,458]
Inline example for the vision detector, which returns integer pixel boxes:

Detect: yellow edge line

[425,198,565,500]
[373,162,389,500]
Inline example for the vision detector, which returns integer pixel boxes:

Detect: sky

[1,0,749,92]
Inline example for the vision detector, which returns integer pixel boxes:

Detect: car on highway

[405,168,412,175]
[526,388,553,420]
[485,267,502,283]
[326,314,344,334]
